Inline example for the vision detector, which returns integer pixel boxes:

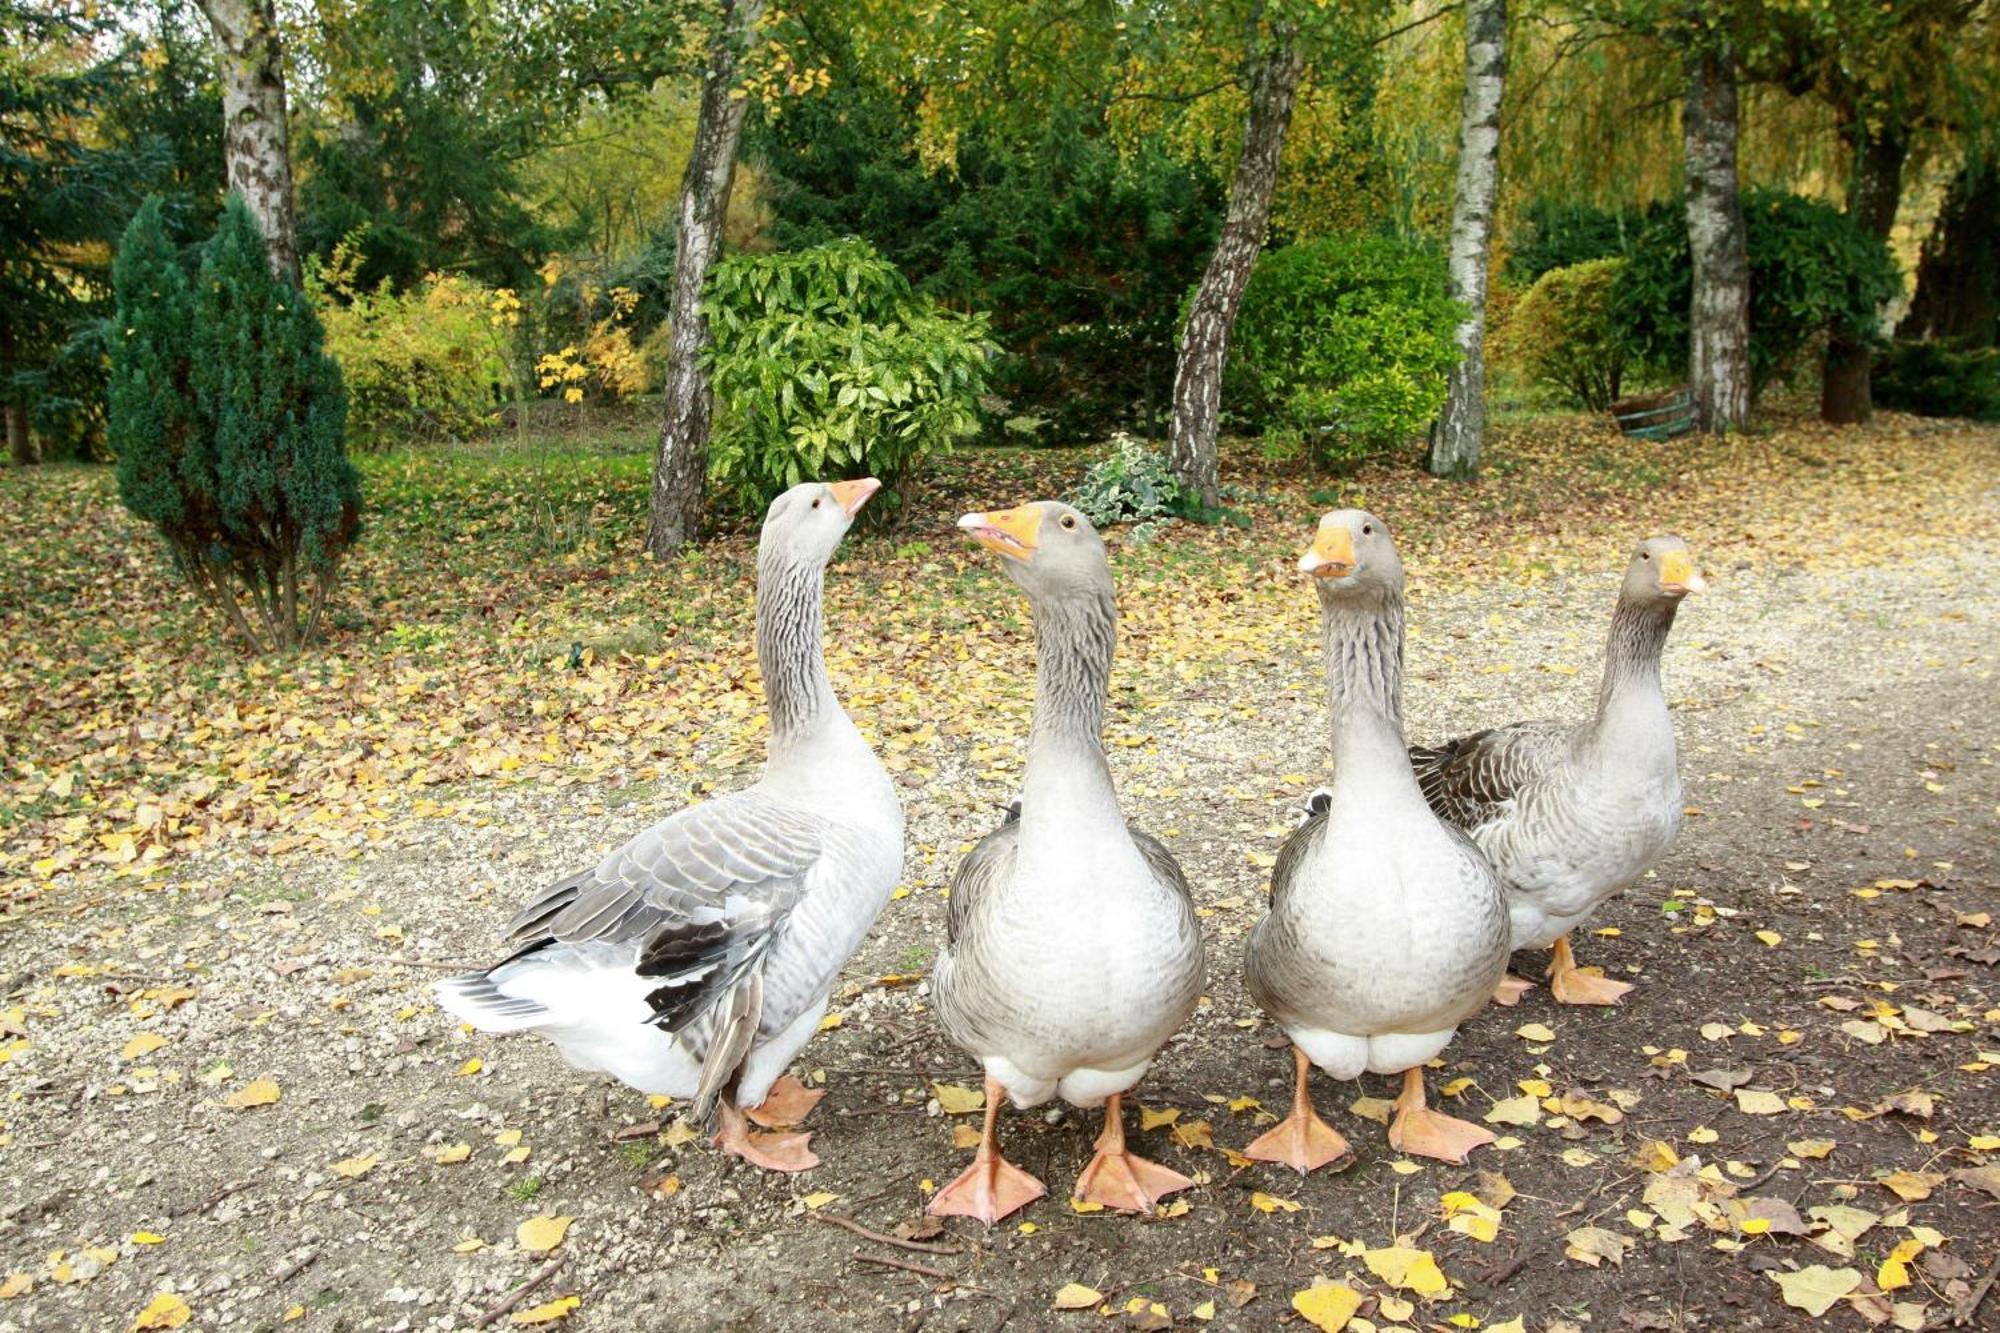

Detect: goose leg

[1546,934,1633,1006]
[1386,1067,1493,1164]
[714,1096,819,1173]
[928,1076,1046,1224]
[1491,973,1536,1006]
[1244,1045,1352,1173]
[745,1075,825,1129]
[1074,1092,1194,1212]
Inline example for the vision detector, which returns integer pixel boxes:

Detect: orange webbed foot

[1547,935,1633,1006]
[1243,1107,1353,1174]
[1387,1068,1492,1165]
[1491,973,1536,1006]
[929,1153,1047,1225]
[745,1074,825,1129]
[715,1101,820,1173]
[1073,1148,1193,1213]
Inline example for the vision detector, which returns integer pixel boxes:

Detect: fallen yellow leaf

[1290,1282,1364,1331]
[1052,1282,1102,1310]
[510,1294,580,1325]
[516,1215,573,1254]
[224,1078,280,1110]
[131,1292,193,1330]
[932,1083,985,1115]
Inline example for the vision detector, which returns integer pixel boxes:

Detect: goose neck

[1317,591,1415,784]
[1596,595,1676,713]
[1020,584,1122,827]
[757,553,839,745]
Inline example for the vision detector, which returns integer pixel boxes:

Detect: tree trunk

[198,0,300,284]
[5,405,30,468]
[1166,29,1303,510]
[1900,151,1999,348]
[645,0,766,556]
[1681,47,1750,433]
[1426,0,1507,480]
[1821,123,1909,423]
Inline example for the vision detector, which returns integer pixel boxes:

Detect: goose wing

[1408,719,1572,831]
[502,789,827,1110]
[944,801,1020,947]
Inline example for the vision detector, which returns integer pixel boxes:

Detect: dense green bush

[753,88,1222,441]
[1506,200,1644,283]
[1070,434,1195,536]
[1611,191,1901,396]
[1224,233,1462,463]
[1499,258,1629,410]
[1874,339,2000,420]
[112,196,361,653]
[704,238,993,514]
[308,230,515,450]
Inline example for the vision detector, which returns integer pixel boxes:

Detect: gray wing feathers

[945,813,1018,947]
[1410,720,1572,830]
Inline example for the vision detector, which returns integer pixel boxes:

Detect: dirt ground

[1,417,1997,1332]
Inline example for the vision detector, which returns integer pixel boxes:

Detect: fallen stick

[811,1211,961,1256]
[272,1250,319,1284]
[853,1252,955,1281]
[171,1177,256,1218]
[1947,1250,1999,1328]
[474,1257,565,1329]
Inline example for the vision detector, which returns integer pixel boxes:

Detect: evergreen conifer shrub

[111,196,360,652]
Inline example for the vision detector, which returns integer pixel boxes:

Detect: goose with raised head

[435,479,903,1172]
[928,501,1204,1223]
[1244,510,1510,1170]
[1409,536,1703,1005]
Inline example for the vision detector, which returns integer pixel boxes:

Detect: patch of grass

[509,1175,544,1202]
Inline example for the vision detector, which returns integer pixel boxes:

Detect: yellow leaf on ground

[1755,930,1782,947]
[121,1033,168,1061]
[131,1292,193,1329]
[1789,1139,1836,1159]
[1630,1140,1680,1172]
[457,1058,484,1077]
[1735,1089,1787,1115]
[330,1154,378,1179]
[516,1215,573,1254]
[0,1274,29,1300]
[816,1012,842,1031]
[801,1192,838,1210]
[131,1234,164,1246]
[1140,1106,1179,1131]
[1877,1170,1942,1202]
[1290,1282,1364,1331]
[951,1123,982,1149]
[1484,1095,1542,1127]
[1515,1023,1556,1043]
[224,1078,280,1110]
[1878,1238,1924,1291]
[1363,1245,1451,1298]
[1250,1191,1302,1213]
[1052,1283,1102,1310]
[431,1143,471,1164]
[932,1083,985,1115]
[1563,1226,1633,1267]
[510,1294,580,1325]
[1771,1265,1861,1317]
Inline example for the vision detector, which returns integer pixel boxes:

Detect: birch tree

[646,0,766,555]
[1681,38,1750,433]
[196,0,299,283]
[1426,0,1507,479]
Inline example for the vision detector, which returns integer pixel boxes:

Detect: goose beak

[1299,524,1356,579]
[957,505,1043,562]
[1658,550,1705,596]
[828,477,881,518]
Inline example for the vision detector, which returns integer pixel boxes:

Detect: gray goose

[929,501,1204,1223]
[1243,510,1511,1168]
[436,479,904,1171]
[1409,536,1703,1005]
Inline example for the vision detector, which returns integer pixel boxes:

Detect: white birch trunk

[1427,0,1506,479]
[646,0,766,555]
[198,0,300,284]
[1682,46,1750,433]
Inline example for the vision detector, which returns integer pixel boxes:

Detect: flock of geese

[437,476,1703,1224]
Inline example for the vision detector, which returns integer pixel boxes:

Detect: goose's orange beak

[957,504,1043,562]
[1299,524,1356,579]
[828,477,881,518]
[1658,550,1705,595]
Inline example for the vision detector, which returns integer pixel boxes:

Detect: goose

[1244,510,1511,1169]
[435,479,903,1172]
[1409,536,1703,1005]
[928,501,1204,1223]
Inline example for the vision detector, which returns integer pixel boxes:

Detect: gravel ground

[2,444,1997,1333]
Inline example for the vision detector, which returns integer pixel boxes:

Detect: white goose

[1410,536,1703,1005]
[435,479,903,1172]
[1244,510,1510,1169]
[929,501,1204,1223]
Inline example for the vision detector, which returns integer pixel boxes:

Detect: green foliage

[1611,190,1902,396]
[1874,340,2000,421]
[111,197,361,653]
[1224,233,1462,463]
[1499,259,1630,411]
[1505,200,1646,283]
[307,230,513,451]
[703,239,994,514]
[1071,435,1195,536]
[753,89,1223,441]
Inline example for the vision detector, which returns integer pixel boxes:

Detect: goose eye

[1060,514,1076,530]
[811,498,822,509]
[1361,523,1373,535]
[1640,551,1650,560]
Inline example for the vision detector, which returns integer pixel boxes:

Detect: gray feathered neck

[756,547,835,739]
[1028,582,1117,753]
[1596,593,1679,713]
[1317,584,1406,739]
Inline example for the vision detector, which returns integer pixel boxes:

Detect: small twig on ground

[383,955,474,971]
[1736,1161,1789,1192]
[474,1257,564,1329]
[811,1211,961,1255]
[273,1250,320,1284]
[853,1251,956,1281]
[170,1176,257,1218]
[0,1189,68,1228]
